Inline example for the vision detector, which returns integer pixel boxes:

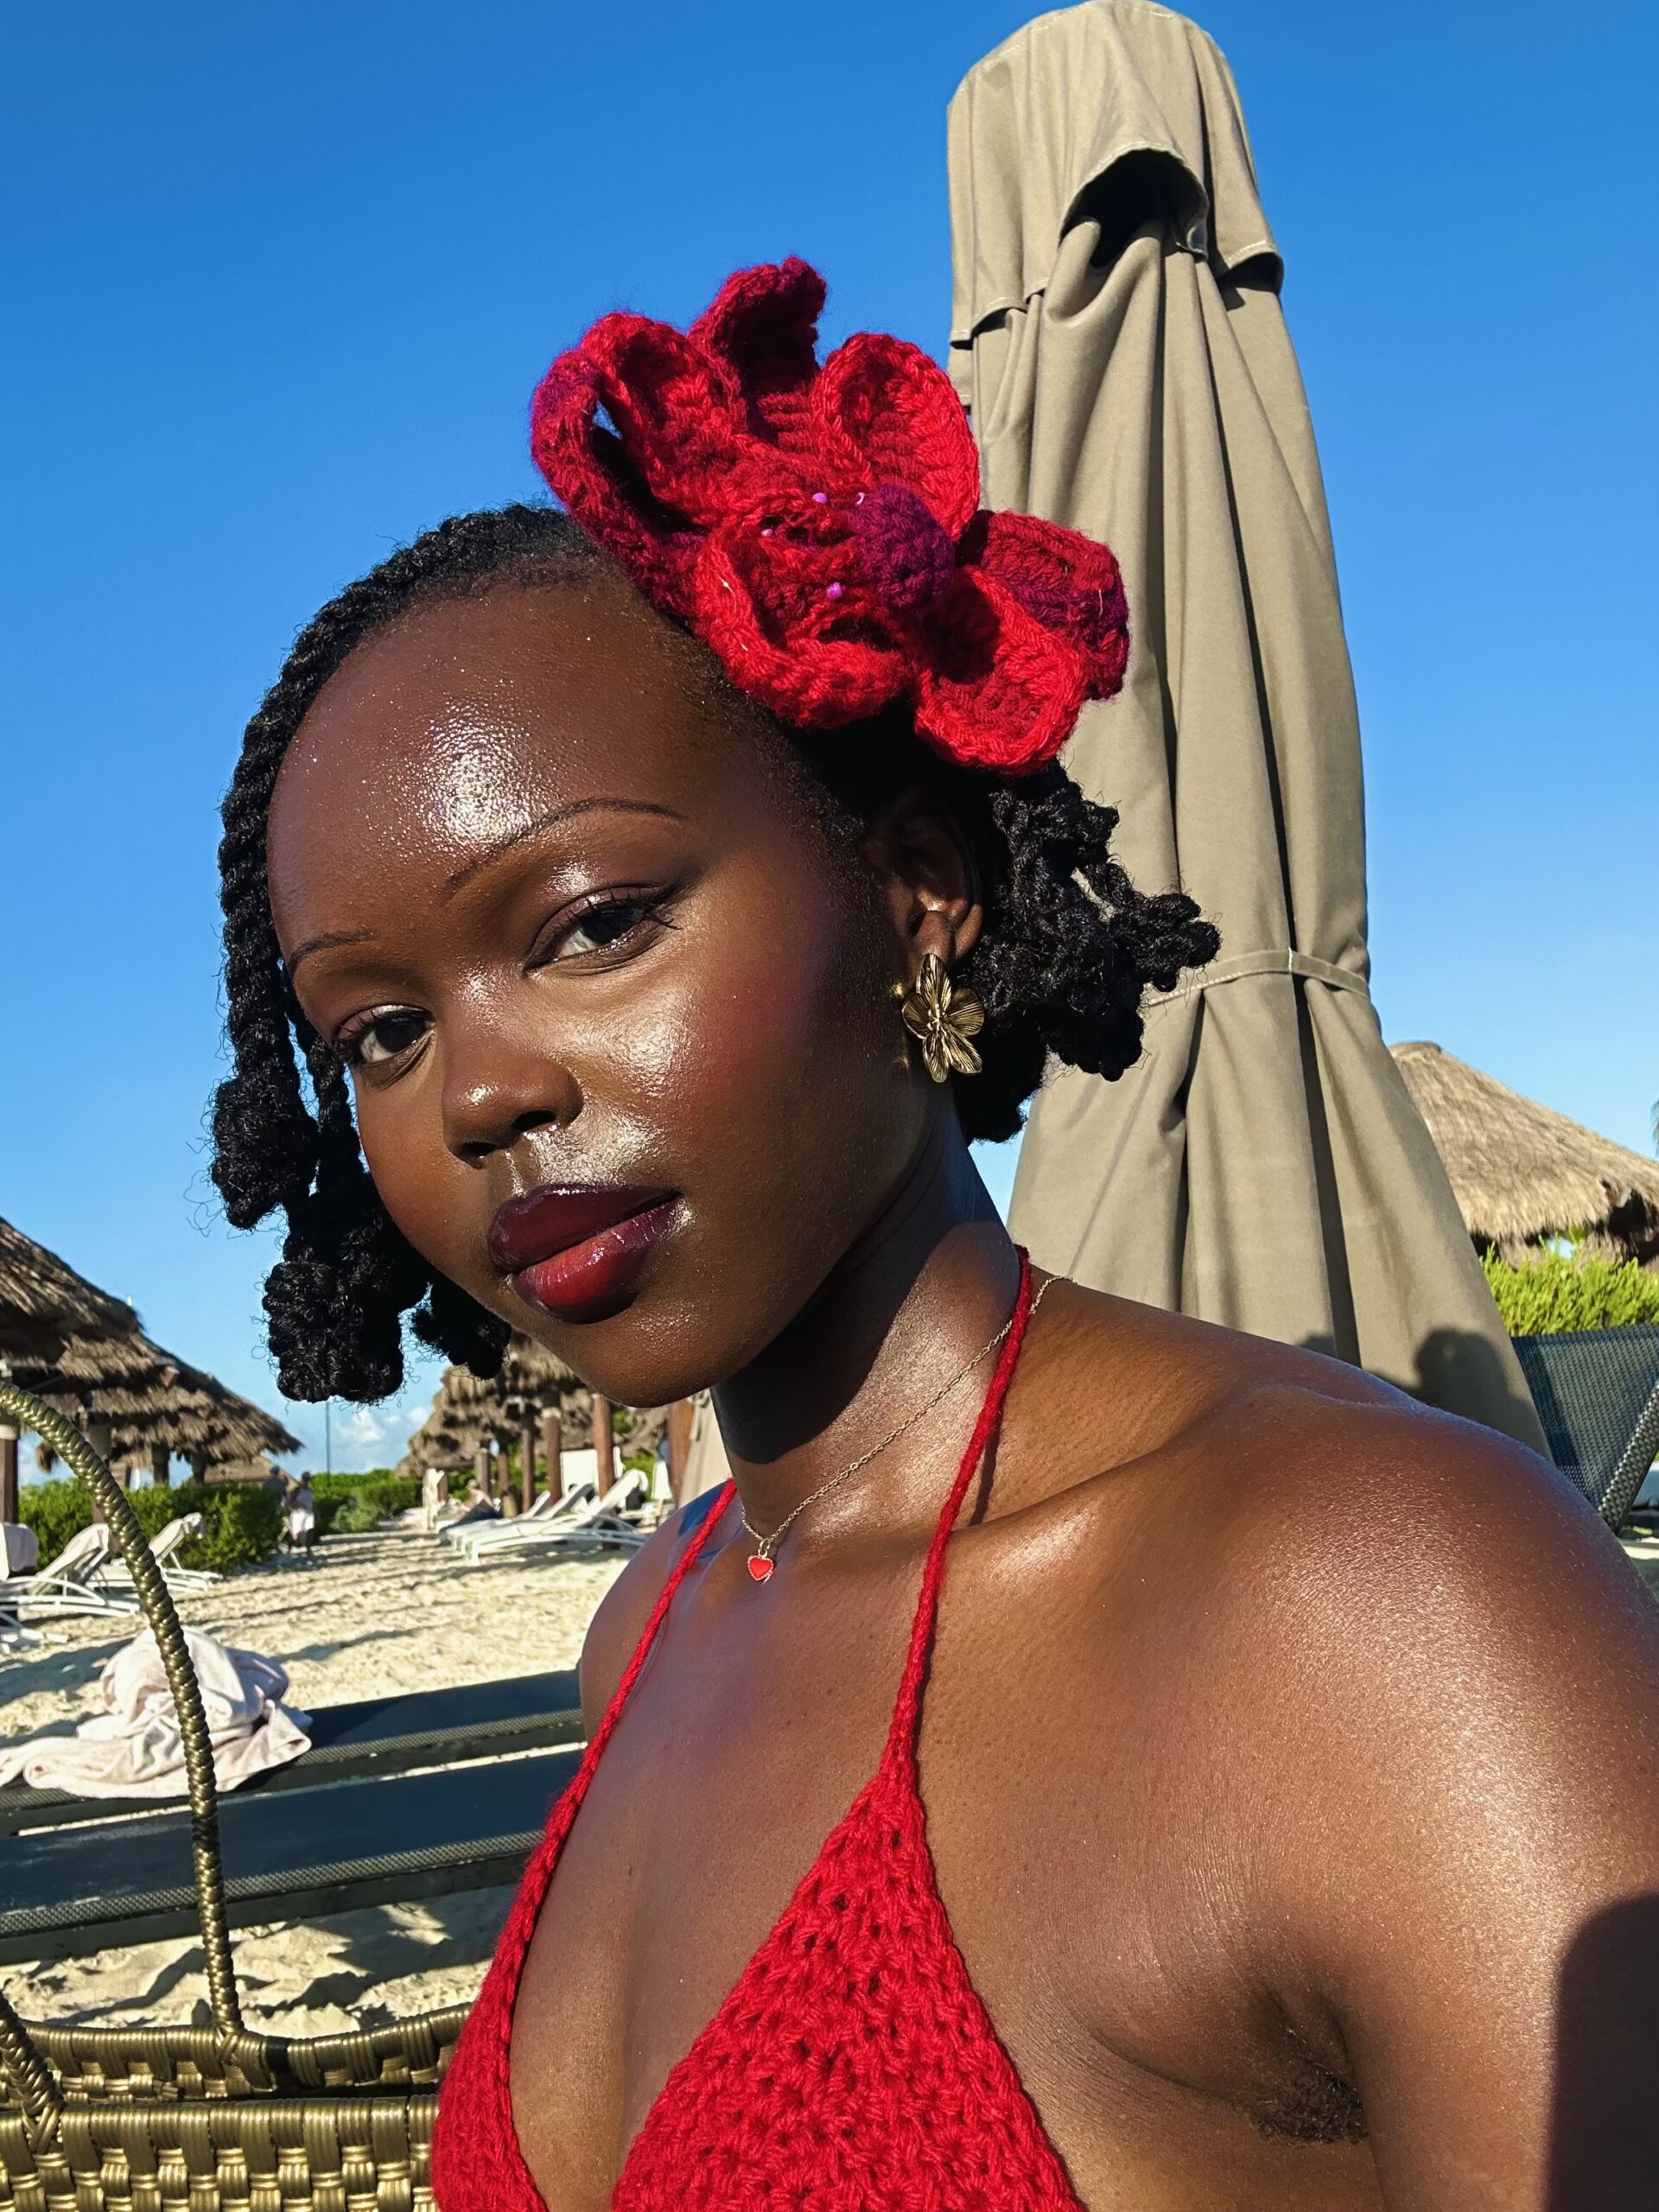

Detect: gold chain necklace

[736,1274,1057,1585]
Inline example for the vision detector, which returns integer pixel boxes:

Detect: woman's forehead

[269,582,732,875]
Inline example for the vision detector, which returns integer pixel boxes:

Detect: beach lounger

[0,1595,36,1654]
[445,1485,564,1556]
[1,1525,38,1578]
[0,1667,582,1836]
[13,1522,139,1620]
[461,1472,652,1562]
[429,1496,499,1539]
[1511,1325,1659,1529]
[103,1510,220,1593]
[448,1480,599,1560]
[0,1745,582,1964]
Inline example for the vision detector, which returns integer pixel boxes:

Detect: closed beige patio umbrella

[949,1,1544,1448]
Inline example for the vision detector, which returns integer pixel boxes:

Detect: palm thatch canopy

[398,1338,592,1477]
[0,1212,298,1470]
[0,1214,135,1363]
[397,1334,665,1478]
[1392,1042,1659,1268]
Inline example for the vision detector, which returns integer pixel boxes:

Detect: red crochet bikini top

[432,1259,1084,2209]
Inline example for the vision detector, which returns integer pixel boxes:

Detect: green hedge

[19,1478,283,1574]
[1482,1250,1659,1336]
[17,1482,93,1570]
[308,1472,423,1537]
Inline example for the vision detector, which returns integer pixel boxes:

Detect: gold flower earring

[899,953,985,1083]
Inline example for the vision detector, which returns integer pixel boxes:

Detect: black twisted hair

[213,504,1217,1402]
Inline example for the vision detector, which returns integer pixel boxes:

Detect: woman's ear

[864,786,983,973]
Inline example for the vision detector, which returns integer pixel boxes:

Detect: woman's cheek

[649,887,886,1138]
[354,1086,480,1283]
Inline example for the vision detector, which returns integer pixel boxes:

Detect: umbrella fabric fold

[949,1,1543,1448]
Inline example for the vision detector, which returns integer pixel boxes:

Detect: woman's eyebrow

[284,927,374,982]
[283,801,687,982]
[441,798,687,896]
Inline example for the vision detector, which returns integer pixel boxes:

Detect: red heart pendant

[747,1554,774,1584]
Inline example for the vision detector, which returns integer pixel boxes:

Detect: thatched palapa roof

[1392,1042,1659,1267]
[0,1212,298,1469]
[399,1337,591,1477]
[397,1334,665,1477]
[0,1217,135,1363]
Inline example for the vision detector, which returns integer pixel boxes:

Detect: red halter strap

[882,1250,1034,1771]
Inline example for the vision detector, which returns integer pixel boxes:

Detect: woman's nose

[440,1020,582,1164]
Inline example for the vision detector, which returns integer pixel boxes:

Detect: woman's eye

[341,1009,429,1067]
[552,899,658,960]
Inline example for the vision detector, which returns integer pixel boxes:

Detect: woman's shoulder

[1040,1293,1659,2078]
[1031,1282,1659,1796]
[1040,1275,1533,1510]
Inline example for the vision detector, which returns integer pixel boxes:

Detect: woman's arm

[1239,1396,1659,2210]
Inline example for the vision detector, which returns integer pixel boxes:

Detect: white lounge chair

[464,1471,653,1562]
[0,1584,37,1651]
[430,1495,499,1541]
[16,1523,140,1619]
[446,1486,565,1560]
[104,1512,220,1593]
[1,1525,38,1578]
[448,1482,599,1561]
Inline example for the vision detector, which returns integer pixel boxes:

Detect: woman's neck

[713,1111,1021,1537]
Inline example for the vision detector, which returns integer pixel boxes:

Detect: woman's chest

[502,1534,1380,2212]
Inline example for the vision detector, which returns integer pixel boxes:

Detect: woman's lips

[488,1184,679,1323]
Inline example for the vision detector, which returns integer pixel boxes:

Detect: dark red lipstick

[488,1184,678,1322]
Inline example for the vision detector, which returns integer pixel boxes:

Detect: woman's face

[267,573,963,1407]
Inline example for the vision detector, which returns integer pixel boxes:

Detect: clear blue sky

[3,1,1654,1473]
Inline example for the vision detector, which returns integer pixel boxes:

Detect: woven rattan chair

[0,1382,480,2211]
[1510,1325,1659,1529]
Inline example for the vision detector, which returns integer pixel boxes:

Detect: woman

[281,1472,317,1558]
[214,263,1659,2209]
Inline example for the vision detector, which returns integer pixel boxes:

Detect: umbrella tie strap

[1146,947,1371,1010]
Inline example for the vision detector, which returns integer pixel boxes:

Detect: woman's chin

[498,1297,728,1414]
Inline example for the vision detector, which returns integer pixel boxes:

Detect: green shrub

[17,1481,94,1567]
[1483,1250,1659,1336]
[326,1489,383,1535]
[18,1477,282,1573]
[205,1485,283,1572]
[310,1470,393,1499]
[137,1482,283,1573]
[309,1472,423,1535]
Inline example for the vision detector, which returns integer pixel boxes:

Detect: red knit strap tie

[883,1250,1033,1774]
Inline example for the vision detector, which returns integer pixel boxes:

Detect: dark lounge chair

[0,1745,582,1965]
[0,1668,582,1837]
[0,1671,587,1962]
[1511,1324,1659,1529]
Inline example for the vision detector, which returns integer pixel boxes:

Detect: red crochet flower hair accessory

[531,258,1128,774]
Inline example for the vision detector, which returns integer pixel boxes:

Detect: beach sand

[0,1524,627,2035]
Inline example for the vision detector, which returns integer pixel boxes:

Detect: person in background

[282,1474,317,1560]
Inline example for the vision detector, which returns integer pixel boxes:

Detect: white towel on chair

[0,1625,311,1797]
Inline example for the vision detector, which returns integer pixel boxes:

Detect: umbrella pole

[541,1406,564,1503]
[593,1393,615,1498]
[0,1418,16,1527]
